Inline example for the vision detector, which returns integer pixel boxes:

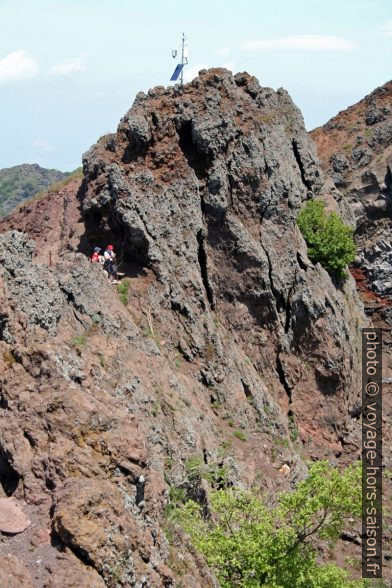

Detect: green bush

[233,430,247,442]
[117,279,131,305]
[72,335,86,348]
[297,200,356,278]
[172,460,363,587]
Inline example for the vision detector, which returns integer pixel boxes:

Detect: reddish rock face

[312,86,392,579]
[80,68,365,456]
[0,554,33,588]
[0,497,31,533]
[0,69,371,584]
[0,174,84,265]
[311,80,392,332]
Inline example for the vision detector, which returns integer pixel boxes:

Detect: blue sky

[0,0,391,171]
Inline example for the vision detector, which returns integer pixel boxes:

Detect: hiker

[90,246,104,264]
[103,244,118,283]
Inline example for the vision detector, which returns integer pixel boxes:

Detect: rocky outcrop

[81,68,364,453]
[311,80,392,330]
[312,88,392,573]
[0,231,177,586]
[0,497,30,533]
[0,555,34,588]
[0,69,367,585]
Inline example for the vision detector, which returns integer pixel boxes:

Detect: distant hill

[0,163,69,217]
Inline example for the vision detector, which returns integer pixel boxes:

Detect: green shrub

[297,200,356,278]
[151,401,160,417]
[117,279,131,305]
[72,335,86,348]
[288,413,299,443]
[184,456,230,487]
[172,460,363,587]
[233,430,247,442]
[185,456,205,481]
[274,436,289,448]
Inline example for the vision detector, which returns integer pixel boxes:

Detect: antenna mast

[180,33,187,85]
[170,33,188,85]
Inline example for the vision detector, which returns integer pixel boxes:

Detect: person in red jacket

[90,246,102,263]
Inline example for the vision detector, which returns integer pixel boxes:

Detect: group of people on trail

[90,244,118,284]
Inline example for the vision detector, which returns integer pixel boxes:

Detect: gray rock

[330,153,348,174]
[365,106,385,126]
[80,67,365,449]
[0,231,63,333]
[352,147,371,168]
[124,114,151,158]
[368,123,392,150]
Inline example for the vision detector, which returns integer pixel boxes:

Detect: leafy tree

[297,200,356,278]
[171,460,363,587]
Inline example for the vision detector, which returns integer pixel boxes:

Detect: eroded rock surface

[311,80,392,327]
[0,554,33,588]
[0,497,31,533]
[312,86,392,571]
[0,69,368,585]
[0,174,84,265]
[81,68,364,453]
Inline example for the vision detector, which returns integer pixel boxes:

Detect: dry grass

[3,350,16,368]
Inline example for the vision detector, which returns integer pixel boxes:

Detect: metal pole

[181,32,185,85]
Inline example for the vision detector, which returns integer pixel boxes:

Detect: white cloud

[214,47,231,56]
[241,35,357,52]
[50,58,85,76]
[381,20,392,36]
[33,139,54,153]
[0,50,39,83]
[183,63,209,83]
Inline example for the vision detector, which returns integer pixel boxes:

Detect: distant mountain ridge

[0,163,69,217]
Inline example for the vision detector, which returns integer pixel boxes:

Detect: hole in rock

[82,209,150,279]
[0,451,20,496]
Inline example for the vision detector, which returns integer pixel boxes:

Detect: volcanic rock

[0,497,30,534]
[311,80,392,313]
[0,554,33,587]
[81,68,365,451]
[0,68,368,585]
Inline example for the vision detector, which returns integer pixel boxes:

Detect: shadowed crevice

[292,139,311,191]
[197,229,215,310]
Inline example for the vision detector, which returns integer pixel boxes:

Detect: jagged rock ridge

[81,68,363,448]
[0,69,367,586]
[311,80,392,322]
